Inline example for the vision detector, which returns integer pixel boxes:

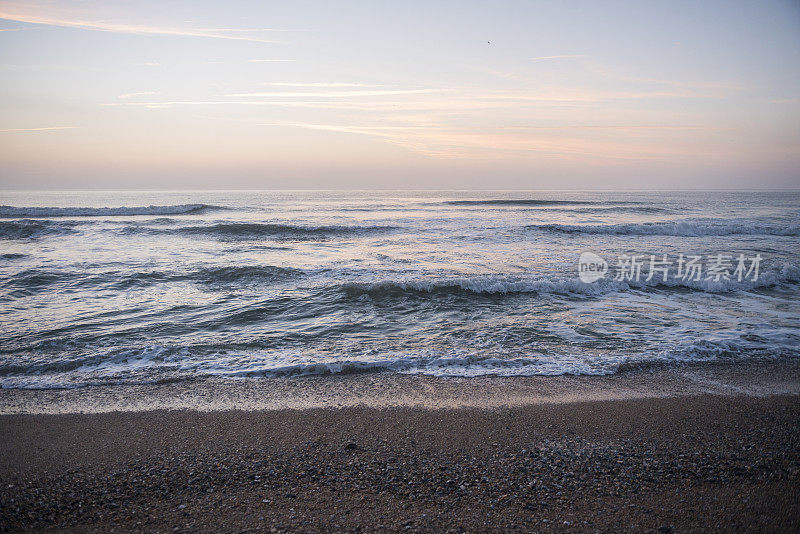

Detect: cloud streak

[0,8,291,42]
[105,85,713,111]
[259,120,714,161]
[530,54,587,61]
[118,91,157,99]
[261,82,387,88]
[0,126,77,132]
[227,89,444,98]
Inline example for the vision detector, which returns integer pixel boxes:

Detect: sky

[0,0,798,190]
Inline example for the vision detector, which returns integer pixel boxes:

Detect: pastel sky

[0,0,798,189]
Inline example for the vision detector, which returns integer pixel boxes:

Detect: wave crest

[530,221,800,236]
[2,265,304,294]
[342,277,623,297]
[0,220,78,239]
[446,199,599,206]
[0,204,221,218]
[172,222,398,240]
[341,265,800,299]
[4,335,797,388]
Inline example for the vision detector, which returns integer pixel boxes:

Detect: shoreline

[2,393,798,532]
[0,358,798,414]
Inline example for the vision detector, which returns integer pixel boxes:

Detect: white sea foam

[340,263,800,298]
[3,334,797,389]
[341,277,627,297]
[211,353,620,378]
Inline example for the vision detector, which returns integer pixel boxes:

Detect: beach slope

[1,393,798,532]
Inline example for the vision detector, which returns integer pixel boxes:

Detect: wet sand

[1,359,798,414]
[1,374,799,532]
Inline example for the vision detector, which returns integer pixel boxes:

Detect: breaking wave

[0,204,221,218]
[3,335,797,388]
[226,338,800,379]
[340,263,800,298]
[563,206,675,214]
[217,353,620,379]
[445,199,601,206]
[530,221,800,236]
[4,261,798,301]
[341,277,620,297]
[171,222,398,240]
[617,335,800,373]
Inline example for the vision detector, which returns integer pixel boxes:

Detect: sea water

[0,190,798,389]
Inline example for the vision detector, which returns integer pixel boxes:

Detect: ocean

[0,190,798,389]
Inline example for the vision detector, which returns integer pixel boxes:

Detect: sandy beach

[2,366,799,532]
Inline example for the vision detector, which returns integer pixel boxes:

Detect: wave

[341,277,621,297]
[529,221,800,236]
[0,253,27,260]
[2,265,304,294]
[445,199,601,206]
[340,264,800,299]
[193,265,301,283]
[111,265,303,289]
[1,269,71,294]
[172,222,398,240]
[564,206,674,214]
[443,200,673,213]
[0,219,79,239]
[616,335,800,373]
[230,339,800,379]
[3,261,798,301]
[0,204,221,218]
[215,353,620,379]
[3,335,797,388]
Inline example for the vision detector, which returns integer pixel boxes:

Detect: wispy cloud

[258,120,710,161]
[0,8,290,43]
[118,91,157,99]
[247,59,296,63]
[196,28,303,33]
[0,126,77,132]
[530,54,587,61]
[97,77,723,162]
[102,85,714,111]
[585,63,742,93]
[471,89,709,102]
[478,125,713,131]
[228,89,444,98]
[103,100,460,111]
[261,82,387,88]
[260,122,422,135]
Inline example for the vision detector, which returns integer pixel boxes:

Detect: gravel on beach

[1,394,798,532]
